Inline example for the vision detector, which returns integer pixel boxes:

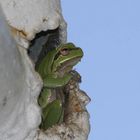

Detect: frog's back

[36,49,56,78]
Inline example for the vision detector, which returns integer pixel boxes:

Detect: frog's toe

[70,70,82,83]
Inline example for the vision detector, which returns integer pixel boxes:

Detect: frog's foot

[40,99,63,130]
[69,70,81,83]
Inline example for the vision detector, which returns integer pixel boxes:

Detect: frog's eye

[60,48,69,56]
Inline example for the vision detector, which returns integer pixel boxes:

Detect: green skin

[36,43,83,130]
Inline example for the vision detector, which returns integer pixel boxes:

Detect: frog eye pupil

[60,48,69,56]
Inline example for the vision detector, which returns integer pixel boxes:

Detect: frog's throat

[57,57,81,73]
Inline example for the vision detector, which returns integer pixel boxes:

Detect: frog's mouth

[57,57,81,75]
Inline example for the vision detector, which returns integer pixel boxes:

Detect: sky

[62,1,140,140]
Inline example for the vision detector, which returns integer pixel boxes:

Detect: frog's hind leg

[41,99,63,130]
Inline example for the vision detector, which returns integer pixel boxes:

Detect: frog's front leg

[43,73,73,88]
[38,88,53,108]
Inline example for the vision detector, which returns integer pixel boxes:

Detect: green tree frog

[36,43,83,130]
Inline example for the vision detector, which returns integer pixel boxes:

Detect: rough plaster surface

[0,0,90,139]
[0,0,67,47]
[0,7,42,140]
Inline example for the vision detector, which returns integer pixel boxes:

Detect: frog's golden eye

[60,48,69,56]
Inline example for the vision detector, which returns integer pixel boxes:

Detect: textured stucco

[0,0,66,41]
[0,7,42,140]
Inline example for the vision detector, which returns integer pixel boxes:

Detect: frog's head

[52,43,83,74]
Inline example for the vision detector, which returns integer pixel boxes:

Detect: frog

[36,42,83,130]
